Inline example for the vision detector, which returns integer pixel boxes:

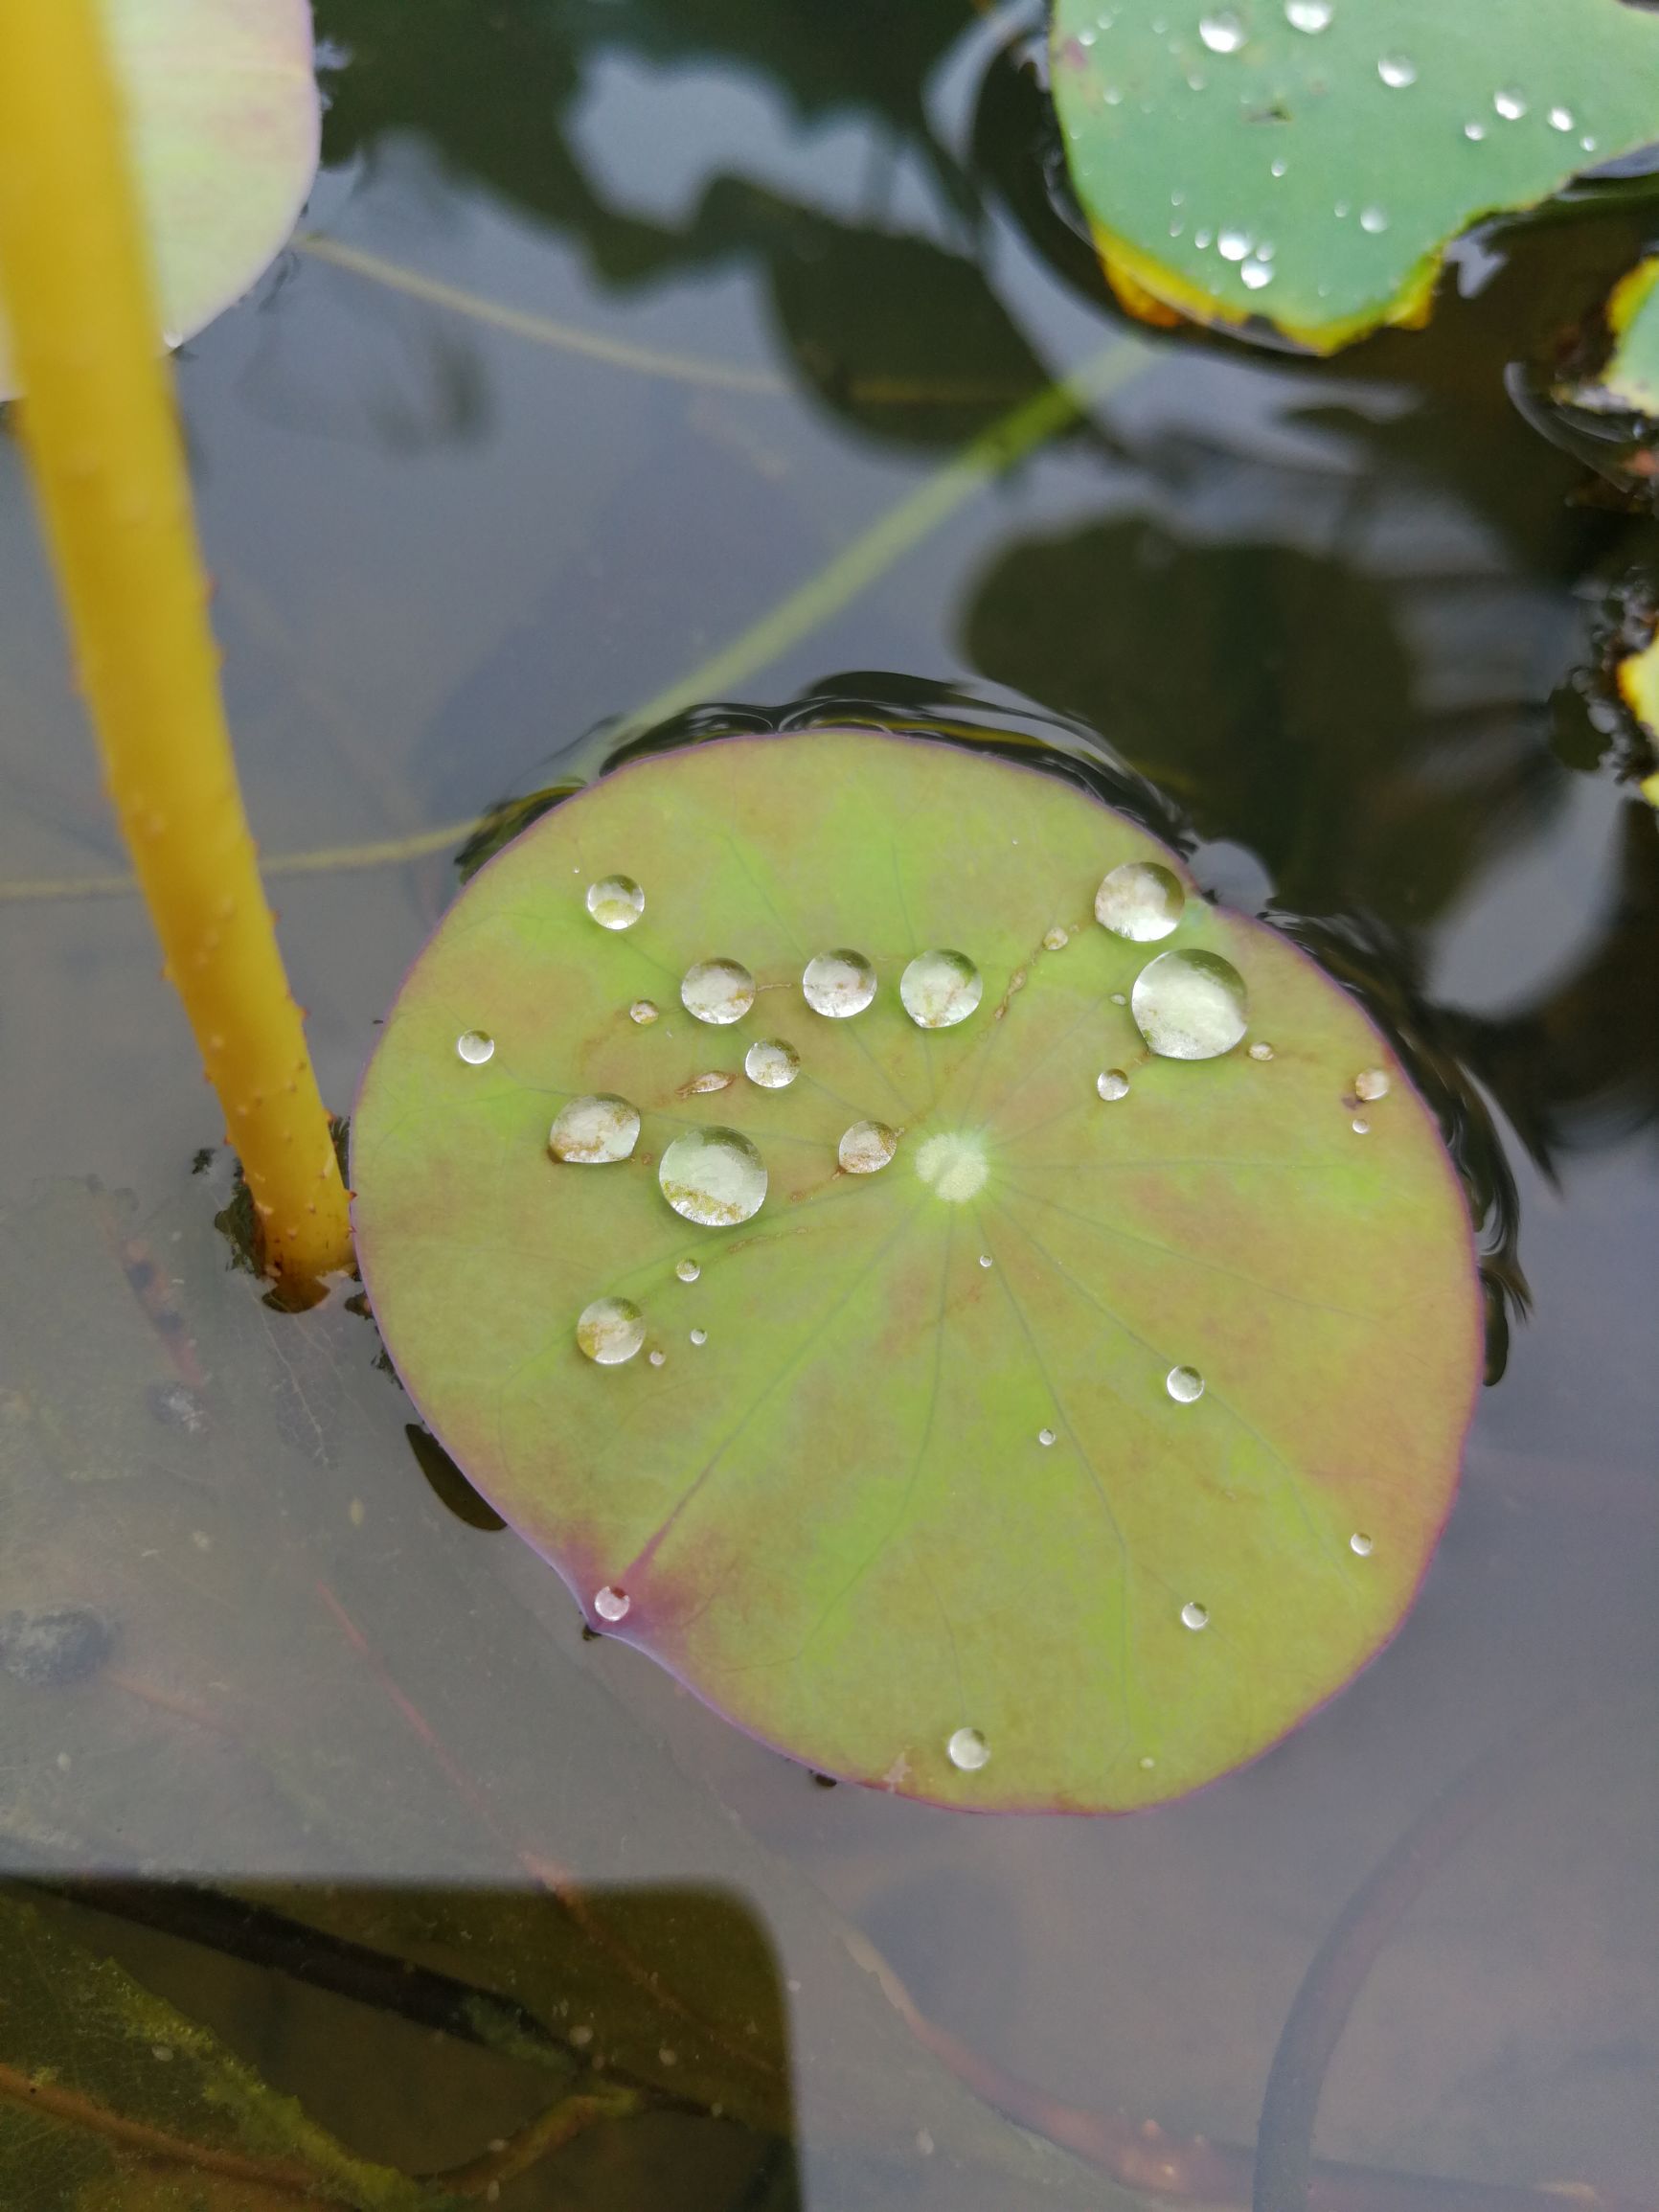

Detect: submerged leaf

[0,0,319,399]
[352,731,1482,1813]
[1049,0,1659,353]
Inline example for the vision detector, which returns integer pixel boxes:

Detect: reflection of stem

[425,2087,641,2197]
[0,2058,352,2204]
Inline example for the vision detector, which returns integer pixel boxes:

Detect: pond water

[0,4,1654,2208]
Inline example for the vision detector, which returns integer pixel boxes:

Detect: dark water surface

[0,4,1654,2208]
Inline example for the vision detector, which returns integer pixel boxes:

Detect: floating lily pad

[0,0,319,398]
[1049,0,1659,353]
[1579,254,1659,418]
[351,732,1481,1813]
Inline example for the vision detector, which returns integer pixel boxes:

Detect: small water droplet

[1180,1600,1210,1630]
[900,948,983,1029]
[1187,69,1206,90]
[1334,200,1351,217]
[1350,1530,1374,1557]
[660,1128,767,1225]
[648,1349,666,1366]
[1493,87,1527,120]
[1377,53,1416,87]
[1095,860,1186,941]
[1198,9,1244,53]
[675,1258,700,1283]
[1193,226,1214,249]
[1167,1365,1205,1403]
[549,1094,641,1164]
[839,1121,898,1174]
[1038,1426,1057,1447]
[1464,119,1487,140]
[1132,949,1248,1060]
[1547,104,1574,131]
[1240,259,1274,290]
[1359,204,1389,233]
[577,1297,646,1365]
[802,948,877,1018]
[595,1585,631,1622]
[456,1030,494,1064]
[978,1252,993,1268]
[628,999,659,1026]
[1217,227,1251,262]
[1270,155,1288,177]
[1284,0,1331,30]
[947,1726,989,1771]
[1110,991,1127,1006]
[686,1070,734,1094]
[745,1037,801,1088]
[585,875,645,930]
[1097,1069,1130,1101]
[1139,1753,1156,1769]
[681,959,756,1026]
[1043,925,1070,950]
[1579,133,1597,152]
[1353,1066,1391,1101]
[1248,1040,1275,1060]
[1351,1116,1371,1134]
[690,1327,708,1346]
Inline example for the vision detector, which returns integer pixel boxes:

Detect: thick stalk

[0,0,351,1283]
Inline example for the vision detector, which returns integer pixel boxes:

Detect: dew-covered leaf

[0,0,319,399]
[351,731,1482,1814]
[1049,0,1659,353]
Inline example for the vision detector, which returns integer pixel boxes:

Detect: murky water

[1,4,1655,2209]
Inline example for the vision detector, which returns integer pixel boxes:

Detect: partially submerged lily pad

[0,0,319,398]
[1574,254,1659,419]
[1049,0,1659,353]
[351,731,1481,1813]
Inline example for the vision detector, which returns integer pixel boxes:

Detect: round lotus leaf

[1050,0,1659,353]
[352,731,1481,1813]
[0,0,319,398]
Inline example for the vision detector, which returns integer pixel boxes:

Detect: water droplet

[978,1252,993,1268]
[1132,949,1249,1060]
[686,1071,734,1095]
[1167,1365,1205,1403]
[681,959,755,1026]
[1377,53,1416,87]
[456,1030,494,1064]
[577,1297,646,1365]
[690,1327,708,1346]
[1359,205,1389,233]
[659,1128,767,1225]
[1180,1600,1210,1630]
[1043,925,1070,950]
[1350,1531,1374,1557]
[1217,228,1251,262]
[947,1726,989,1771]
[675,1258,700,1283]
[1240,259,1274,290]
[1351,1116,1371,1135]
[628,999,659,1026]
[595,1585,631,1622]
[1493,87,1526,120]
[1139,1753,1156,1769]
[1248,1039,1274,1060]
[1110,991,1127,1006]
[1198,10,1244,53]
[1096,1069,1130,1101]
[1334,200,1351,217]
[900,948,983,1029]
[1284,0,1331,29]
[745,1037,801,1088]
[549,1094,641,1164]
[1270,156,1288,177]
[1464,119,1487,140]
[1547,104,1574,131]
[915,1131,989,1202]
[1038,1426,1057,1447]
[797,948,886,1024]
[585,875,645,930]
[839,1121,898,1174]
[648,1349,666,1367]
[1579,133,1597,153]
[1353,1066,1391,1101]
[1193,226,1213,249]
[1095,860,1186,941]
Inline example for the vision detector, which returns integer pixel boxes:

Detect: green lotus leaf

[0,0,319,399]
[1049,0,1659,353]
[1579,254,1659,418]
[351,731,1481,1813]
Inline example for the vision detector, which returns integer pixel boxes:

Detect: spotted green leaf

[0,0,319,399]
[1050,0,1659,353]
[351,732,1481,1813]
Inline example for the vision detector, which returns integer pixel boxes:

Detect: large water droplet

[1217,228,1251,262]
[550,1094,641,1164]
[1350,1531,1374,1557]
[586,875,645,930]
[1377,53,1416,86]
[456,1030,494,1065]
[1354,1066,1391,1101]
[1180,1600,1210,1630]
[1167,1364,1205,1403]
[675,1258,700,1283]
[900,949,983,1029]
[659,1128,767,1225]
[594,1585,631,1622]
[1240,259,1274,291]
[802,949,876,1018]
[1493,87,1527,120]
[1095,861,1186,941]
[947,1726,989,1771]
[1132,949,1249,1060]
[1284,0,1331,29]
[839,1121,898,1174]
[681,959,755,1026]
[1096,1069,1130,1101]
[577,1297,646,1365]
[745,1038,801,1088]
[1198,10,1244,52]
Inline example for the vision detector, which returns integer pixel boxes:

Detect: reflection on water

[0,1,1655,2206]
